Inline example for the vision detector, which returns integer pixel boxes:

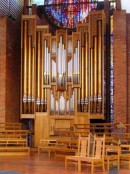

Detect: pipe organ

[21,10,106,143]
[21,16,36,118]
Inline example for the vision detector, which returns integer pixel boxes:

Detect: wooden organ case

[21,10,106,146]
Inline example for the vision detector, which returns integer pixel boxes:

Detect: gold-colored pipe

[41,44,44,112]
[90,48,94,113]
[94,37,97,113]
[77,88,81,112]
[85,34,89,112]
[81,46,85,112]
[23,20,28,114]
[98,20,102,113]
[28,36,32,113]
[31,47,35,114]
[37,31,41,112]
[44,88,47,112]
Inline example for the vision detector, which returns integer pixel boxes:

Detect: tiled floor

[0,153,130,174]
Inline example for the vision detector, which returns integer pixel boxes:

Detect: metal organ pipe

[57,36,66,87]
[36,31,41,111]
[41,43,44,112]
[23,20,28,114]
[28,36,32,113]
[73,41,80,84]
[81,46,85,111]
[85,35,89,112]
[94,37,98,113]
[44,88,47,112]
[98,20,102,113]
[31,47,35,114]
[90,48,94,113]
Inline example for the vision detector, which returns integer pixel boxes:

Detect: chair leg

[91,161,94,174]
[65,158,67,169]
[78,159,81,172]
[129,159,130,170]
[102,161,105,172]
[107,159,109,171]
[118,158,120,170]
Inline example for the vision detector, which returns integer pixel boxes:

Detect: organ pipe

[23,20,28,114]
[85,34,89,112]
[36,31,41,112]
[57,36,66,88]
[31,47,35,114]
[81,46,85,111]
[98,20,102,113]
[94,37,97,113]
[28,36,32,113]
[44,88,47,112]
[41,43,44,112]
[73,40,80,85]
[90,48,94,113]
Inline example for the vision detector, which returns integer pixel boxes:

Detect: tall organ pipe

[37,31,41,112]
[41,43,44,112]
[85,35,89,112]
[94,37,98,113]
[81,46,85,111]
[31,47,35,114]
[90,48,94,113]
[28,36,32,113]
[23,20,28,114]
[98,20,102,113]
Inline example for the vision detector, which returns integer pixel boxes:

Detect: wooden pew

[38,139,56,157]
[38,138,78,157]
[0,138,30,155]
[55,139,78,157]
[0,130,28,139]
[0,122,22,130]
[0,129,30,156]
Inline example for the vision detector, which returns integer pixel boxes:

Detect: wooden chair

[78,134,105,173]
[120,144,130,169]
[65,134,91,170]
[105,145,121,170]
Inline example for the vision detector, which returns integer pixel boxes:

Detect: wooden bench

[0,122,22,130]
[0,130,28,139]
[38,139,56,157]
[0,138,30,156]
[38,138,78,157]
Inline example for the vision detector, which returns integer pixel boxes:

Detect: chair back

[78,134,90,157]
[92,134,105,159]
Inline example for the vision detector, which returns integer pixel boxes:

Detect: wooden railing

[0,122,22,130]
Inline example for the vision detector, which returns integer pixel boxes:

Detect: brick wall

[127,14,130,126]
[113,10,127,123]
[0,17,6,122]
[0,16,20,122]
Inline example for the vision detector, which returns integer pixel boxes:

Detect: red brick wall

[0,17,6,122]
[0,16,20,123]
[113,10,127,123]
[127,14,130,126]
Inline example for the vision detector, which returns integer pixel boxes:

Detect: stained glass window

[44,0,97,29]
[32,0,45,5]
